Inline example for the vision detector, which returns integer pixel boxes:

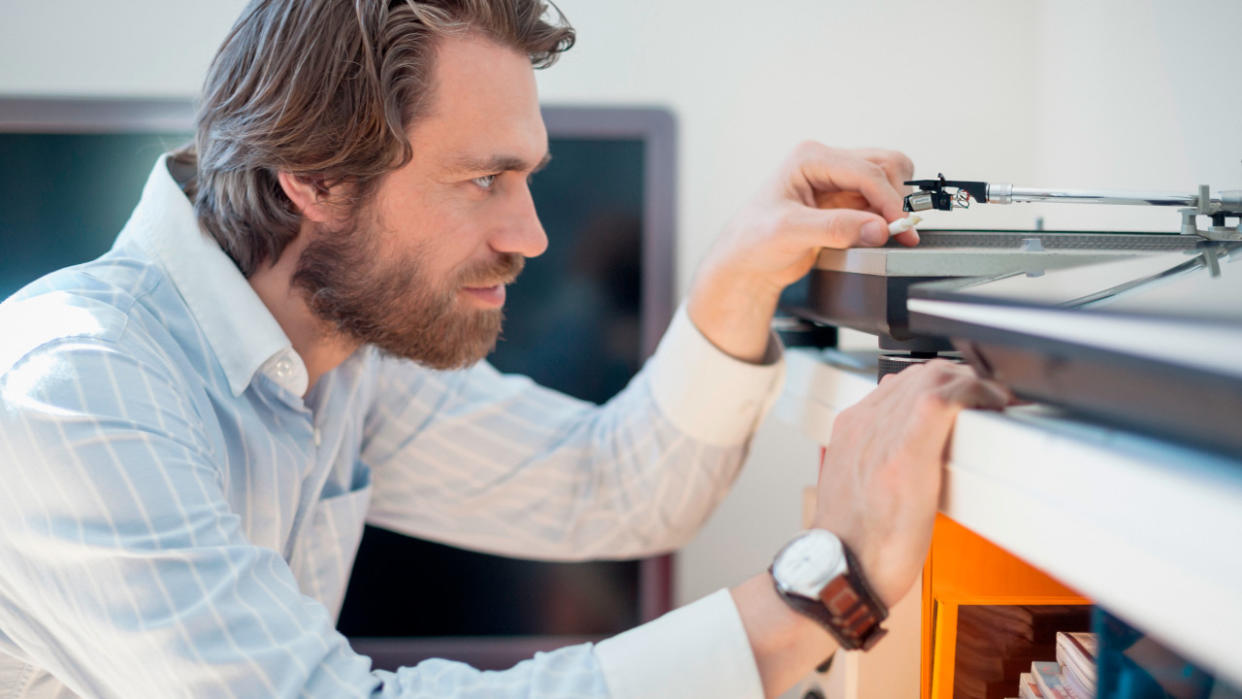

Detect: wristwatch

[769,529,889,651]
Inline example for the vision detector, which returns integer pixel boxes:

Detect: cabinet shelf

[775,348,1242,689]
[923,514,1091,698]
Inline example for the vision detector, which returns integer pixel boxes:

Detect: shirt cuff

[594,589,764,699]
[646,303,786,447]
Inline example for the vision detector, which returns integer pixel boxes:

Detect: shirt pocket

[289,468,373,622]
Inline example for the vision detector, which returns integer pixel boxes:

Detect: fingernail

[861,221,887,246]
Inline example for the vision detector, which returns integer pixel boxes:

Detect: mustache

[457,253,525,287]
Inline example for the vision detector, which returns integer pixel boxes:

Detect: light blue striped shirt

[0,157,779,697]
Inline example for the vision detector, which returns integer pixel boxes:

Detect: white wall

[1031,0,1242,231]
[0,1,249,97]
[3,0,1240,608]
[539,0,1047,281]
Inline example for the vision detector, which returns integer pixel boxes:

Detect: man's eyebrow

[448,152,553,174]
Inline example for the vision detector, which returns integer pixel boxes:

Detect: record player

[906,241,1242,458]
[780,175,1242,376]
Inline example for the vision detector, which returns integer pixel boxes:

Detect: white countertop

[774,347,1242,686]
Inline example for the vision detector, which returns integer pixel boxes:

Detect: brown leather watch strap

[819,544,888,650]
[770,542,889,651]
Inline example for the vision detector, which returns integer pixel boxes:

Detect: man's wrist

[730,571,838,698]
[647,303,785,447]
[810,523,918,610]
[769,530,889,653]
[686,267,783,364]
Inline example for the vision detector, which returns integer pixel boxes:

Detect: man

[0,0,1008,697]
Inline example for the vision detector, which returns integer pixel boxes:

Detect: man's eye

[472,174,497,190]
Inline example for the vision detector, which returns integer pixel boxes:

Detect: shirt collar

[118,155,309,397]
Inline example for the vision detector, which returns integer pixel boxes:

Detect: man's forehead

[412,33,547,174]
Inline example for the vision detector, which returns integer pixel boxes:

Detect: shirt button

[313,428,322,447]
[275,358,293,377]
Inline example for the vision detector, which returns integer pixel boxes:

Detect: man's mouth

[457,254,523,309]
[460,283,506,307]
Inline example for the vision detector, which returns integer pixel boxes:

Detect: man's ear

[277,171,337,224]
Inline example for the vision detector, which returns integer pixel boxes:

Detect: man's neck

[248,240,360,396]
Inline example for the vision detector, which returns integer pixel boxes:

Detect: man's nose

[490,185,548,258]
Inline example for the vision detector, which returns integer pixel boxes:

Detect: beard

[291,210,524,370]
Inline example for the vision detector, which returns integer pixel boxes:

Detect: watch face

[773,530,847,599]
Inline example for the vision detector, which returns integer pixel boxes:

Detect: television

[0,97,678,671]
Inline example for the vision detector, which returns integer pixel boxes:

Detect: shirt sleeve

[0,335,613,698]
[360,303,786,560]
[595,589,765,699]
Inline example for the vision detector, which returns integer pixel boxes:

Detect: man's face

[293,33,549,369]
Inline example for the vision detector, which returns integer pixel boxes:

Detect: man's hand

[732,361,1010,697]
[687,142,917,362]
[813,360,1012,607]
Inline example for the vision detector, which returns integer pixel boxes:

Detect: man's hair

[174,0,574,276]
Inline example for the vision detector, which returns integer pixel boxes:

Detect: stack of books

[953,605,1091,699]
[1011,632,1097,699]
[1056,631,1098,697]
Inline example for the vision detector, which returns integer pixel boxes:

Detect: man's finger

[917,361,1013,409]
[877,367,1012,430]
[850,148,919,247]
[784,206,891,249]
[793,145,907,222]
[813,190,876,213]
[893,228,920,247]
[851,148,916,196]
[937,376,1012,411]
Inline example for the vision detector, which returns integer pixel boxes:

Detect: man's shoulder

[0,252,177,378]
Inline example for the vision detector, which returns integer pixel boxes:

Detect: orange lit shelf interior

[920,514,1091,699]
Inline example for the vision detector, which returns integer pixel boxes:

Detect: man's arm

[678,142,930,694]
[555,361,1011,699]
[733,361,1011,697]
[359,302,784,562]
